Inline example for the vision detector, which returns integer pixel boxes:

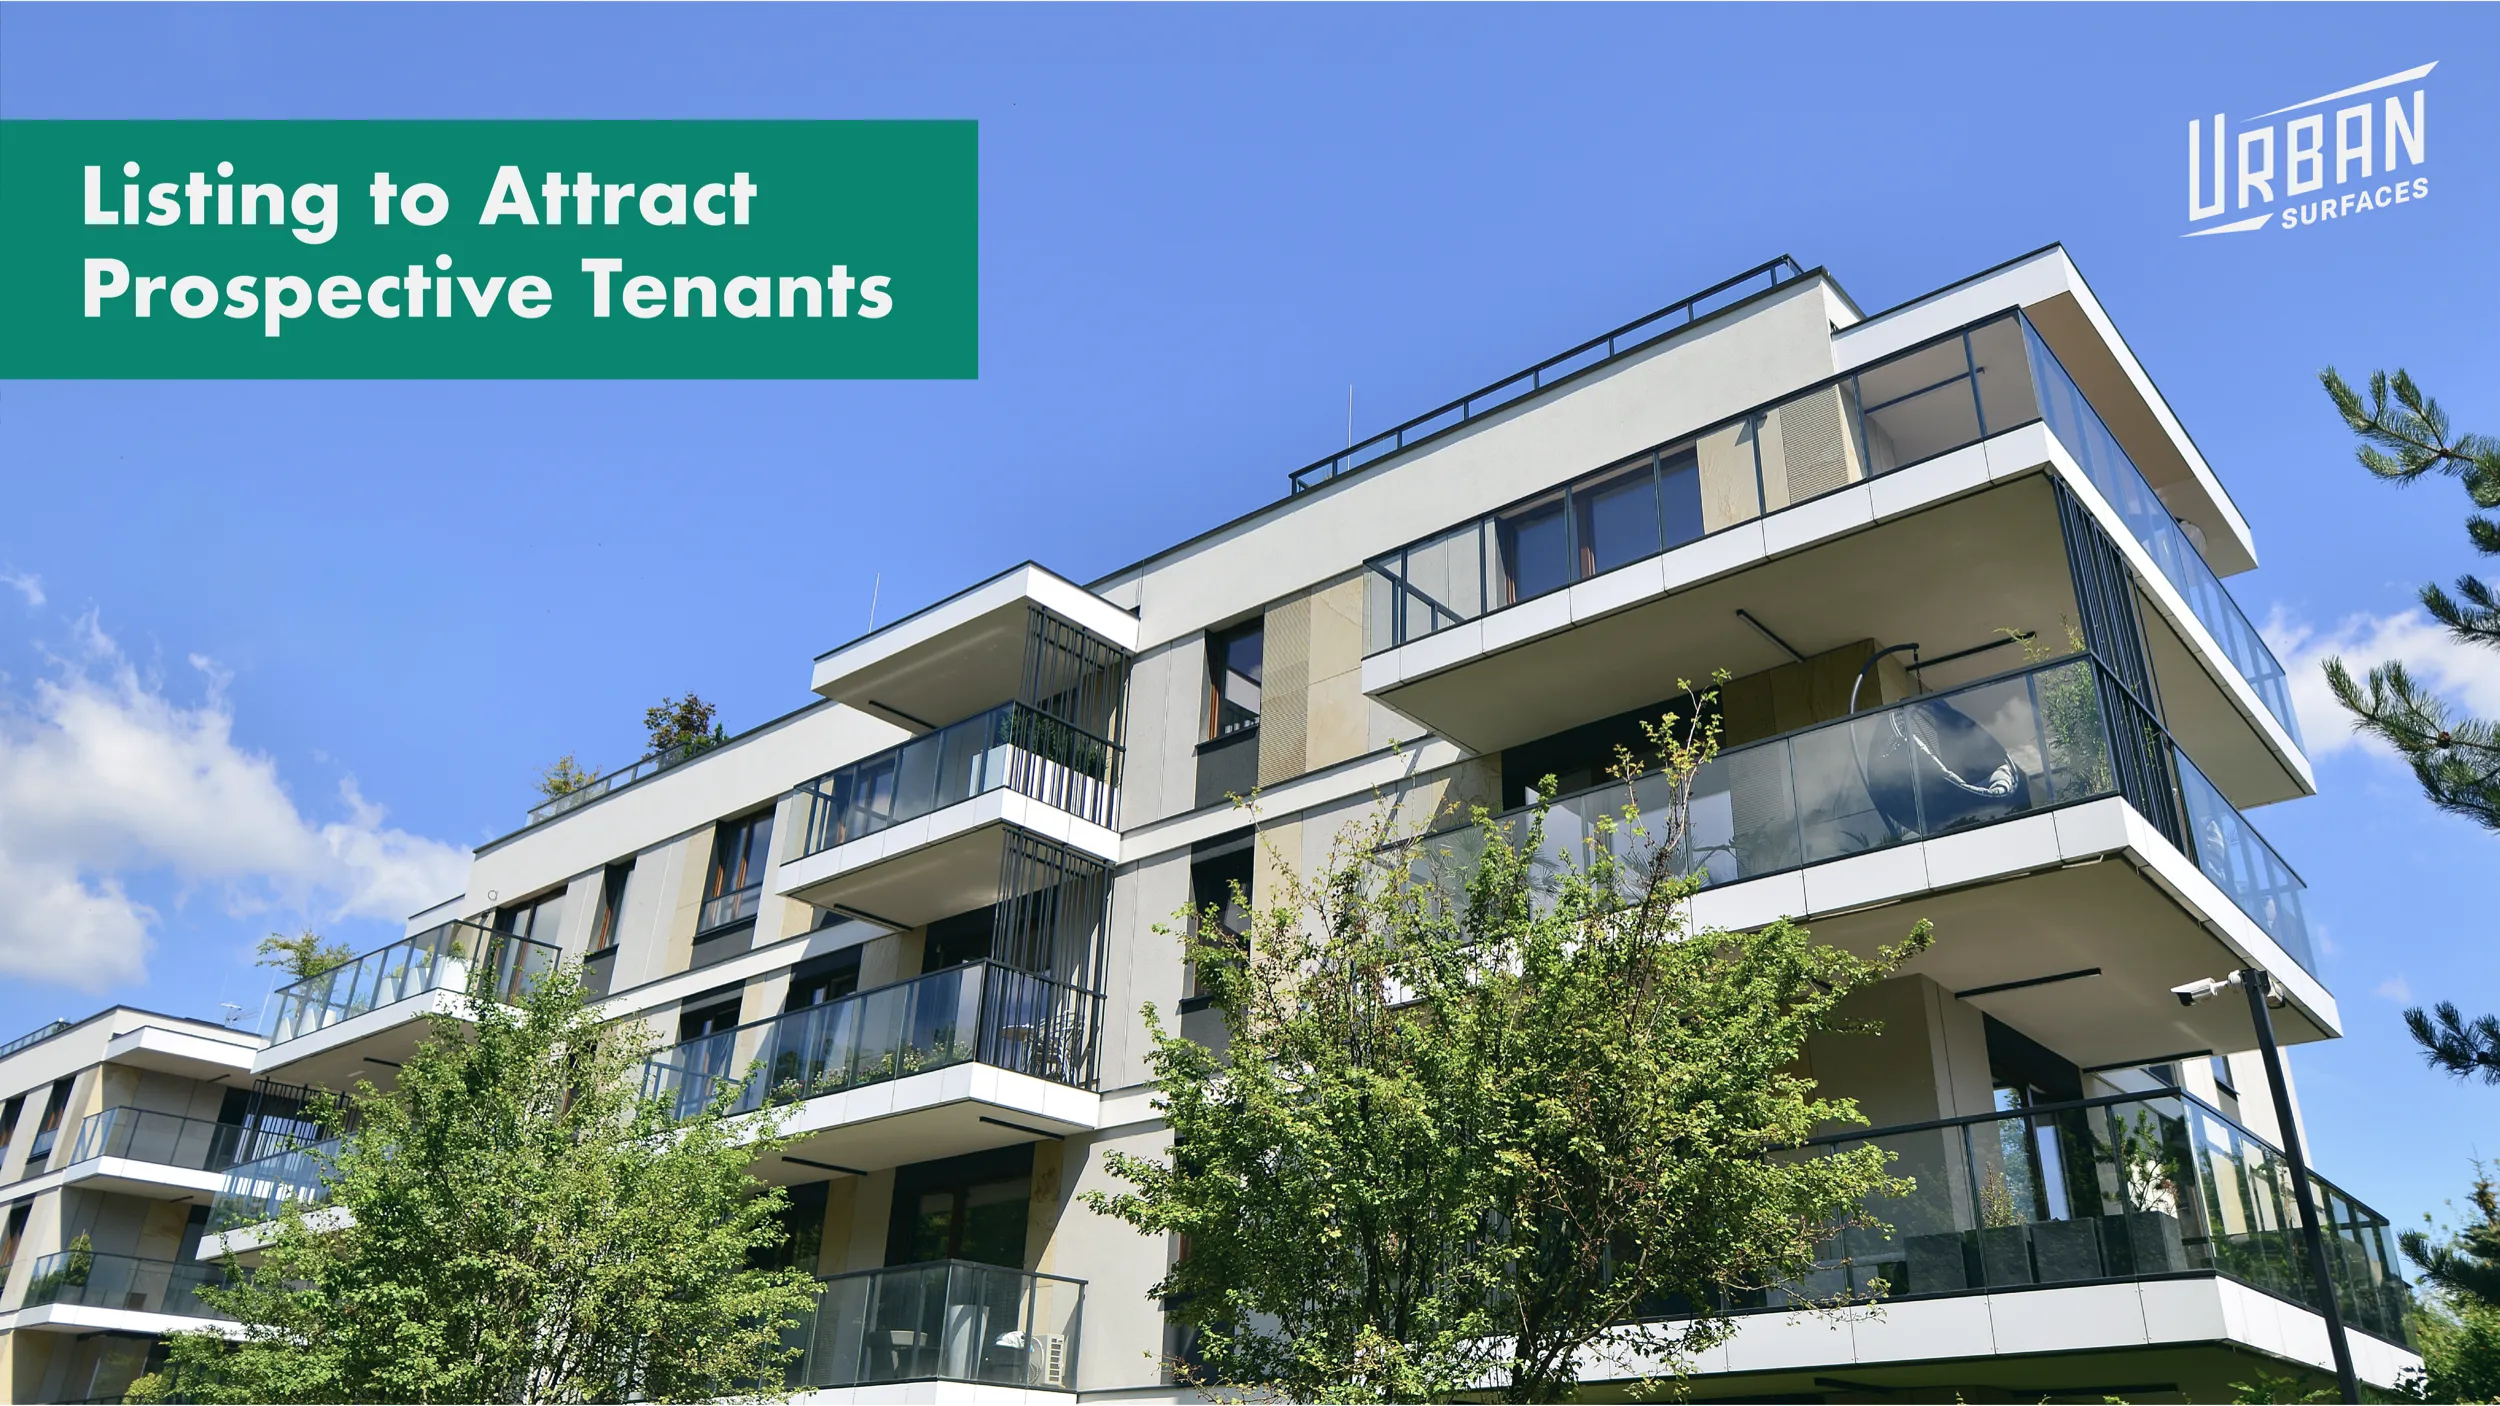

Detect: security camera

[2173,975,2236,1007]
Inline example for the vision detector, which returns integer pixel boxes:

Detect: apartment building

[1,247,2425,1403]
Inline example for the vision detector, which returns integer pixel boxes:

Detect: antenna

[1346,385,1353,447]
[218,1002,246,1028]
[868,573,882,629]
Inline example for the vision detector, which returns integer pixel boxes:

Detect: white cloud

[1,569,41,609]
[2264,605,2500,761]
[0,615,467,992]
[2377,975,2414,1004]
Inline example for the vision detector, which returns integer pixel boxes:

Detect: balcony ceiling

[811,564,1138,731]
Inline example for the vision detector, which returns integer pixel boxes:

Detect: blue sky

[1,3,2493,1241]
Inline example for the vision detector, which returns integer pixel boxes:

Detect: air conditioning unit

[1039,1332,1068,1388]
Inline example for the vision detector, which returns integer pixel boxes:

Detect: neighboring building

[0,1010,271,1403]
[0,246,2424,1403]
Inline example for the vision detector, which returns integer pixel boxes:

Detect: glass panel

[1904,677,2043,839]
[1859,369,1982,474]
[1572,457,1662,578]
[1791,714,1903,861]
[1682,742,1800,882]
[2176,751,2315,970]
[1496,491,1570,604]
[1659,446,1706,548]
[1402,521,1488,643]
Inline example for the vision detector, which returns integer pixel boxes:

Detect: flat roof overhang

[810,563,1139,731]
[1364,441,2309,811]
[750,1065,1100,1184]
[774,791,1120,931]
[1688,794,2337,1067]
[101,1024,260,1081]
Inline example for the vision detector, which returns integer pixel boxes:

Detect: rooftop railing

[641,959,1102,1123]
[1425,654,2314,976]
[263,920,559,1048]
[0,1019,73,1060]
[789,1260,1083,1392]
[67,1108,274,1176]
[1779,1088,2408,1347]
[21,1248,232,1320]
[788,702,1121,863]
[206,1134,340,1234]
[525,737,713,826]
[1288,257,1808,494]
[1363,312,2303,749]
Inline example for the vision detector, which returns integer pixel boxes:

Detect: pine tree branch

[2405,1002,2500,1086]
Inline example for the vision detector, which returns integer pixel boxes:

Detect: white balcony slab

[1659,519,1768,592]
[102,1023,260,1079]
[8,1301,241,1338]
[1871,442,1993,520]
[1798,845,1931,914]
[776,790,1120,930]
[1982,421,2057,483]
[1568,556,1668,624]
[1759,481,1874,559]
[1920,813,2061,891]
[1849,1290,1996,1363]
[1360,648,1402,693]
[811,563,1137,730]
[756,1064,1103,1181]
[1718,1306,1859,1374]
[1480,591,1573,655]
[1987,1280,2148,1356]
[1685,871,1807,934]
[791,1383,1073,1406]
[48,1154,230,1201]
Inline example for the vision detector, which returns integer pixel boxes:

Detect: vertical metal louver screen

[983,833,1111,1088]
[2054,478,2188,852]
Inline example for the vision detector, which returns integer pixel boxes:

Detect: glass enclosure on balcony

[262,920,560,1047]
[1363,312,2302,747]
[789,1260,1083,1391]
[21,1249,231,1319]
[207,1135,339,1234]
[1425,655,2315,976]
[66,1108,269,1175]
[788,701,1121,862]
[641,960,1101,1121]
[1782,1090,2409,1346]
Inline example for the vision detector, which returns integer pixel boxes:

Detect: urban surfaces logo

[2185,62,2434,237]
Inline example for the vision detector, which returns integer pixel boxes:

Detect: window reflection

[1497,492,1570,604]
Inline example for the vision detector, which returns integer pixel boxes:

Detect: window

[922,905,995,974]
[1204,620,1263,740]
[677,992,743,1045]
[497,890,565,944]
[886,1146,1034,1270]
[1182,834,1253,1013]
[782,949,862,1012]
[0,1202,27,1274]
[587,863,633,955]
[1496,489,1570,604]
[708,812,774,900]
[1573,459,1663,579]
[0,1095,22,1162]
[27,1078,74,1165]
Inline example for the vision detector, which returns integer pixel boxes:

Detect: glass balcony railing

[788,702,1120,863]
[1779,1089,2409,1347]
[21,1249,232,1320]
[2019,322,2301,745]
[641,960,1101,1122]
[0,1018,73,1059]
[67,1108,276,1176]
[1364,312,2303,749]
[698,882,763,934]
[525,736,714,826]
[263,920,559,1047]
[1426,654,2315,976]
[206,1135,340,1234]
[789,1260,1083,1392]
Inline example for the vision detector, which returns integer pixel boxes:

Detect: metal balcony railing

[641,960,1102,1122]
[0,1019,73,1060]
[1775,1088,2409,1347]
[525,736,715,826]
[263,920,559,1047]
[788,702,1121,863]
[1425,654,2314,976]
[1364,311,2303,748]
[1288,258,1808,494]
[788,1260,1083,1392]
[21,1248,232,1320]
[67,1108,277,1176]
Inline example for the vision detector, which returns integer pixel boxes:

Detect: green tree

[536,752,602,801]
[254,929,356,982]
[1087,692,1931,1403]
[135,965,819,1403]
[646,693,728,758]
[2400,1169,2500,1403]
[2317,367,2500,832]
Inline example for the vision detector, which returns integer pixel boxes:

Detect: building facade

[0,247,2425,1403]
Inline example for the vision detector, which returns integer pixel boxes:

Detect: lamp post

[2174,967,2360,1403]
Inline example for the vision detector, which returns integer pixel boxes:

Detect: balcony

[37,1108,269,1199]
[788,1260,1083,1392]
[18,1249,232,1324]
[777,702,1121,929]
[1423,654,2326,1063]
[254,920,559,1086]
[1792,1088,2409,1347]
[1361,311,2304,799]
[641,960,1101,1173]
[809,564,1138,734]
[205,1135,338,1237]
